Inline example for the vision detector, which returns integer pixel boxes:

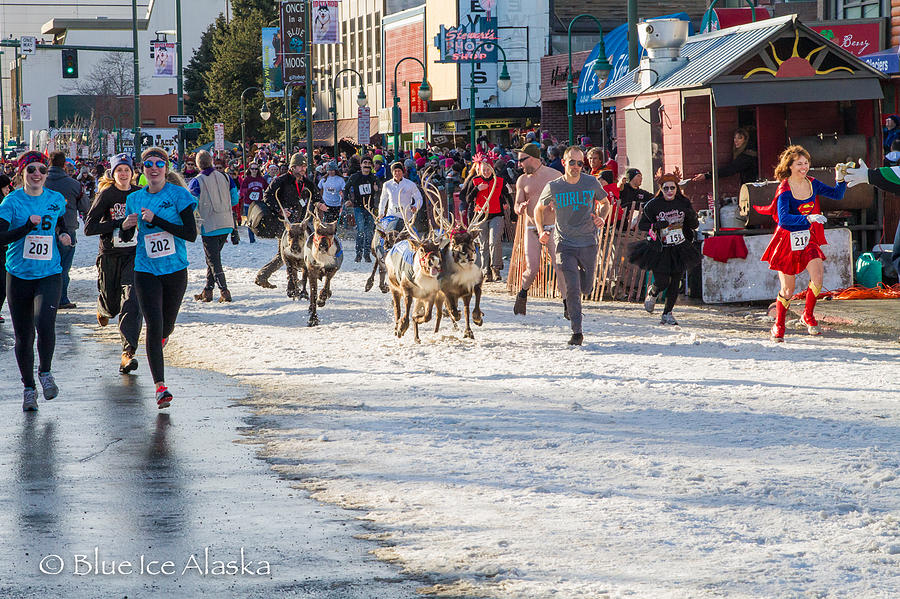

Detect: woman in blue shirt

[0,152,71,411]
[121,147,197,409]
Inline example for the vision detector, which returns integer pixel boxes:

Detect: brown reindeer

[425,177,489,339]
[303,214,343,327]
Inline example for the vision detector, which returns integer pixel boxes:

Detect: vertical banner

[68,141,77,159]
[357,106,370,144]
[20,104,32,121]
[280,0,307,86]
[214,123,225,151]
[107,133,116,157]
[152,42,176,77]
[262,27,285,98]
[311,0,340,44]
[48,137,56,154]
[409,83,427,114]
[457,0,501,111]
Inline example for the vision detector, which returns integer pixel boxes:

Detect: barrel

[739,168,875,226]
[790,134,868,166]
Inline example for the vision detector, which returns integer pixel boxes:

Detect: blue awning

[575,13,694,115]
[860,47,900,75]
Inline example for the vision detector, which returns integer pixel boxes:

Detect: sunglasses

[567,160,584,167]
[661,185,676,191]
[143,160,166,169]
[26,164,48,175]
[516,156,531,162]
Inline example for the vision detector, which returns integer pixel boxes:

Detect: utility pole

[132,0,142,157]
[627,0,639,70]
[305,0,314,161]
[176,0,185,167]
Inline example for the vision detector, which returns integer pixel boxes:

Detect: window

[834,0,884,18]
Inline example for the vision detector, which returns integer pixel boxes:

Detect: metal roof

[597,14,883,102]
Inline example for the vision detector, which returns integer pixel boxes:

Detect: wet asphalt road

[0,321,420,598]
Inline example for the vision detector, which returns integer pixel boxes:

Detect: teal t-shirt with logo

[125,183,197,275]
[0,188,67,280]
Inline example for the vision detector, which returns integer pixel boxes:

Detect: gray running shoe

[644,287,658,313]
[660,313,679,326]
[38,371,59,400]
[23,387,38,411]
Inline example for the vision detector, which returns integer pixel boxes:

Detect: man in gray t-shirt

[535,147,609,345]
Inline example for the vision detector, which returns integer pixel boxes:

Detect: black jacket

[619,184,652,212]
[639,194,699,243]
[345,172,380,211]
[704,150,759,185]
[44,166,89,232]
[263,173,318,220]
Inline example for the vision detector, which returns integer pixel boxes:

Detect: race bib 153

[663,227,685,246]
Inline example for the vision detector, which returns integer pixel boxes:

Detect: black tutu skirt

[628,239,702,273]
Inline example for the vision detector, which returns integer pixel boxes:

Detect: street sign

[358,106,370,145]
[20,36,36,55]
[214,123,225,151]
[184,122,202,129]
[168,115,195,125]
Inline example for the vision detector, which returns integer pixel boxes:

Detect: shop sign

[811,23,882,57]
[434,16,499,63]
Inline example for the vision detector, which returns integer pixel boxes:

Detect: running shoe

[23,387,38,411]
[38,371,58,400]
[156,385,173,409]
[59,302,77,309]
[119,350,138,374]
[568,332,584,346]
[800,313,822,335]
[513,290,527,316]
[660,313,679,326]
[770,323,785,343]
[644,287,658,313]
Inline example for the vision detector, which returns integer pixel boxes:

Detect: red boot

[771,294,789,342]
[800,283,822,335]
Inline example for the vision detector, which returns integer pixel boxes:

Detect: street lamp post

[468,41,513,154]
[99,115,119,154]
[392,57,431,156]
[240,86,271,168]
[567,15,612,147]
[330,68,367,153]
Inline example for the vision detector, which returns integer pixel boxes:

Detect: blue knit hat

[110,152,134,173]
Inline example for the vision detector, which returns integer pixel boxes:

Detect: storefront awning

[711,78,883,106]
[574,12,693,115]
[860,47,900,75]
[410,107,540,124]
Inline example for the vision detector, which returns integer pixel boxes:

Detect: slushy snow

[69,226,900,598]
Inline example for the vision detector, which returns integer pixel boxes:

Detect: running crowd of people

[2,129,876,412]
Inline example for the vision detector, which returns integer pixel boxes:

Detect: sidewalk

[0,324,421,598]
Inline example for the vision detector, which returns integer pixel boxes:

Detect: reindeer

[384,213,444,343]
[275,186,313,301]
[425,178,489,339]
[304,213,343,327]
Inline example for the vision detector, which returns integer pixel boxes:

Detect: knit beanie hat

[289,152,307,167]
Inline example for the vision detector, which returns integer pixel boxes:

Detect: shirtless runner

[512,144,566,316]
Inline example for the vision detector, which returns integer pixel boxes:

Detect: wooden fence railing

[506,207,649,302]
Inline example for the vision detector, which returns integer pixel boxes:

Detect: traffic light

[62,49,78,79]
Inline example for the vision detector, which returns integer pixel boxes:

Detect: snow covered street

[68,229,900,598]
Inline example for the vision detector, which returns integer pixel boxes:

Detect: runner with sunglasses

[0,152,71,410]
[120,147,197,409]
[628,171,700,326]
[535,146,609,345]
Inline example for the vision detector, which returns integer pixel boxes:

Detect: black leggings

[0,245,6,312]
[202,234,229,291]
[133,269,187,384]
[6,273,61,388]
[652,270,684,314]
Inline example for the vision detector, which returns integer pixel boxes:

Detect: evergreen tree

[184,15,227,120]
[201,9,283,148]
[231,0,278,20]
